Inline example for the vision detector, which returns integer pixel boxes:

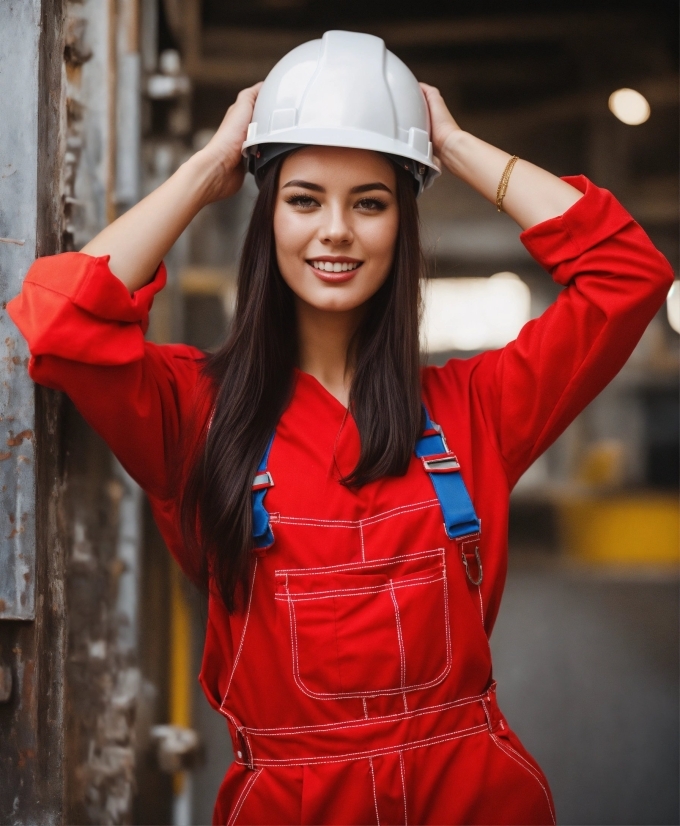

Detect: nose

[320,203,353,246]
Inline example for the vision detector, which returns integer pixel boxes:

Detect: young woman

[9,31,672,826]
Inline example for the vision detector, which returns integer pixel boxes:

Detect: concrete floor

[190,558,680,826]
[491,558,679,826]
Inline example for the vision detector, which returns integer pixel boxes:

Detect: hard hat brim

[242,127,440,195]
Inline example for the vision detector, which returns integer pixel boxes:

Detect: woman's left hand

[420,83,461,160]
[419,82,583,229]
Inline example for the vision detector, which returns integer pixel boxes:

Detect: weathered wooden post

[0,2,145,823]
[0,1,68,823]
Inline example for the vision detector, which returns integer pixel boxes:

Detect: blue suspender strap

[415,406,481,541]
[251,410,481,574]
[251,432,276,551]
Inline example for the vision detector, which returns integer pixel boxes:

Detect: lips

[307,257,364,283]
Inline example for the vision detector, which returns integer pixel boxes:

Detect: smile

[309,260,362,272]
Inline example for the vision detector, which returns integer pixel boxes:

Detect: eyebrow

[281,180,393,195]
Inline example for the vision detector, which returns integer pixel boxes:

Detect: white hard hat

[242,30,440,196]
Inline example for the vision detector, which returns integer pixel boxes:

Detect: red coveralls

[8,177,673,825]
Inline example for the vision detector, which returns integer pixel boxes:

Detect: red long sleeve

[7,178,673,596]
[7,253,210,581]
[425,176,674,490]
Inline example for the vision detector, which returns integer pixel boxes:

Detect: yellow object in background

[577,440,626,488]
[170,562,192,794]
[559,495,680,565]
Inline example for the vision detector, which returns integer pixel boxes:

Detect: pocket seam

[276,571,445,602]
[275,547,445,578]
[226,767,263,826]
[389,580,407,690]
[284,564,452,701]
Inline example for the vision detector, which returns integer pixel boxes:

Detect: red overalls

[205,399,555,825]
[6,176,674,825]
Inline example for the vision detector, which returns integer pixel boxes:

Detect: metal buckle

[422,454,460,473]
[461,546,483,586]
[432,421,451,453]
[252,470,274,491]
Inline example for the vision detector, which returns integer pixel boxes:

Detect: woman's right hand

[197,83,263,204]
[80,82,263,292]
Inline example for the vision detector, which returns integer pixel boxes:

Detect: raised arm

[81,83,261,292]
[420,83,583,228]
[420,85,674,487]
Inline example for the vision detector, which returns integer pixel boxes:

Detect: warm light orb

[420,272,531,353]
[608,88,651,125]
[667,281,680,334]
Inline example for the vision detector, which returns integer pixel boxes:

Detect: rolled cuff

[7,252,166,366]
[519,176,634,283]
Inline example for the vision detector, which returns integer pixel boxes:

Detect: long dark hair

[180,153,424,612]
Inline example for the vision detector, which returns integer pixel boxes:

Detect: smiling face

[273,146,400,315]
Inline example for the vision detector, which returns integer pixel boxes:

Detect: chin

[308,295,365,314]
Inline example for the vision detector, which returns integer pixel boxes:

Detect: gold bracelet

[496,155,519,212]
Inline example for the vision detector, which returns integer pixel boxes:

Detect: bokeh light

[421,272,531,352]
[667,281,680,333]
[608,88,651,125]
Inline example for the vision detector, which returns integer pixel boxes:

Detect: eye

[355,197,388,212]
[285,194,319,209]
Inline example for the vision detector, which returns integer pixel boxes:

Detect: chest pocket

[275,549,451,700]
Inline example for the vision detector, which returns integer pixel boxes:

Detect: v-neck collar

[293,367,349,413]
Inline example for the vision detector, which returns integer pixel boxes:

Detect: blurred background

[0,1,677,825]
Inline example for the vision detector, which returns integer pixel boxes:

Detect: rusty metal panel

[0,1,40,619]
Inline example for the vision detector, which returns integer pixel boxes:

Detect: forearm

[440,130,583,231]
[80,151,217,293]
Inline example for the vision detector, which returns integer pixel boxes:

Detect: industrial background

[0,1,677,824]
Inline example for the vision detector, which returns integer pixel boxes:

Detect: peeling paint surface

[0,0,39,620]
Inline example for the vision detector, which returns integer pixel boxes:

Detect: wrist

[439,129,474,176]
[180,150,226,209]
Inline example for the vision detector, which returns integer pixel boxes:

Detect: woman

[9,31,672,826]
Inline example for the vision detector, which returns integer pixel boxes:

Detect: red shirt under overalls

[8,177,673,825]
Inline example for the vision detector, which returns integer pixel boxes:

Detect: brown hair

[181,153,424,611]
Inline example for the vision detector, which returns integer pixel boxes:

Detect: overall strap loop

[415,405,481,542]
[250,406,481,557]
[252,432,275,552]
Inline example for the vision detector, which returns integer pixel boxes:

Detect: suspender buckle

[252,470,274,491]
[432,421,451,453]
[458,536,484,586]
[461,544,483,586]
[421,453,460,473]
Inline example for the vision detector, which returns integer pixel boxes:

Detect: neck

[296,298,364,408]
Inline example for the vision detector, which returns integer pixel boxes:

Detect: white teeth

[311,261,361,272]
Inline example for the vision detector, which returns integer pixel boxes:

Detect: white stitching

[402,693,409,713]
[276,548,445,577]
[482,701,556,825]
[389,581,406,690]
[220,709,254,768]
[232,723,489,767]
[276,499,440,529]
[359,522,366,562]
[399,751,408,826]
[363,698,369,719]
[221,559,258,707]
[489,733,556,825]
[277,519,359,529]
[275,572,444,601]
[369,757,381,825]
[226,768,263,826]
[277,571,443,599]
[477,585,484,624]
[360,500,441,527]
[285,572,452,700]
[243,693,487,736]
